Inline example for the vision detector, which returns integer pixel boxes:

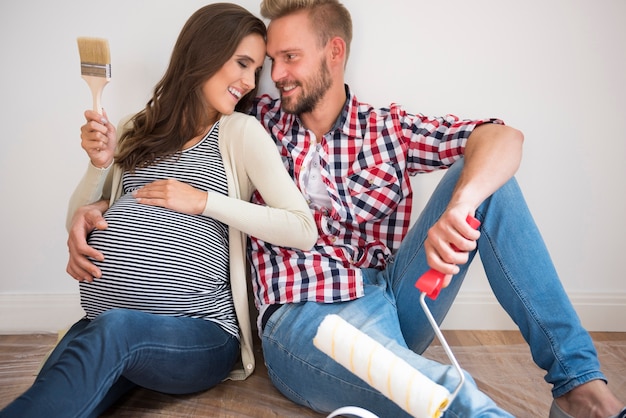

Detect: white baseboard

[441,292,626,332]
[1,292,625,333]
[0,293,84,334]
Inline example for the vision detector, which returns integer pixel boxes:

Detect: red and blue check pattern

[249,85,503,306]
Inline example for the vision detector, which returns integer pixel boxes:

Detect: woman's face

[202,33,266,119]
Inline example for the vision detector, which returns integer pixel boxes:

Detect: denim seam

[389,229,426,300]
[263,304,386,412]
[263,335,383,411]
[75,336,237,417]
[551,370,607,398]
[478,211,572,391]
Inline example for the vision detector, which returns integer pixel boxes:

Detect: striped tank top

[80,122,238,337]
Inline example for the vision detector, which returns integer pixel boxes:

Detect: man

[68,0,624,416]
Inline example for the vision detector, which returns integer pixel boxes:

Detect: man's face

[266,11,332,114]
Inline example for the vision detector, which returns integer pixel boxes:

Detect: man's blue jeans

[0,308,239,418]
[261,159,604,417]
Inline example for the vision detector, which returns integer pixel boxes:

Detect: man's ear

[328,36,347,65]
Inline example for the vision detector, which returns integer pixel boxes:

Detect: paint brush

[76,37,111,114]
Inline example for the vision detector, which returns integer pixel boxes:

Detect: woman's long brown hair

[115,3,266,172]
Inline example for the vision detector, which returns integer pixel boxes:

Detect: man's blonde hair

[260,0,352,61]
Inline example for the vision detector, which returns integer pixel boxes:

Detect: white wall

[1,0,624,333]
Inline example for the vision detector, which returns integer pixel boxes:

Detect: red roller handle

[415,215,481,300]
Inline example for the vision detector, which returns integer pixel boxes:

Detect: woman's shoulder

[220,111,257,125]
[116,113,136,137]
[220,112,267,137]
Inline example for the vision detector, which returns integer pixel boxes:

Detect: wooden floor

[1,331,625,417]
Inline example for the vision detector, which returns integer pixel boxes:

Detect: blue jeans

[0,308,239,418]
[261,159,603,417]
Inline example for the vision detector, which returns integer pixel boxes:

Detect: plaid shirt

[249,85,502,307]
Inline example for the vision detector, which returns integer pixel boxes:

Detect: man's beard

[278,58,332,115]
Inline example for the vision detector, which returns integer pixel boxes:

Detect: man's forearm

[451,123,524,210]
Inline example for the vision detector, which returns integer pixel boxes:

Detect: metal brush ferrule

[80,63,111,78]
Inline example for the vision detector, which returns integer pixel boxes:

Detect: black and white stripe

[81,123,238,338]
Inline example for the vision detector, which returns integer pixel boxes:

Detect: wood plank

[1,331,624,417]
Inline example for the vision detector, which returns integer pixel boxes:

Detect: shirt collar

[332,84,362,138]
[278,84,362,139]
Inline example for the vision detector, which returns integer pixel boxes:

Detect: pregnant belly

[80,194,229,319]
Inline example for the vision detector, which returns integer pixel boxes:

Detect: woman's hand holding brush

[80,109,117,169]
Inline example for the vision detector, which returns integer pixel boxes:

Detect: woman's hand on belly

[132,179,207,215]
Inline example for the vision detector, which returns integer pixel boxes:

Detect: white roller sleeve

[313,314,451,418]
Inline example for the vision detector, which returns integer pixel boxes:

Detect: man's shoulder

[347,97,412,129]
[251,93,281,114]
[346,88,408,119]
[249,94,293,132]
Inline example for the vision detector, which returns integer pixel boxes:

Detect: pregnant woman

[0,4,316,418]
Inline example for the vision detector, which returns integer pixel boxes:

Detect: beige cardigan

[66,112,317,380]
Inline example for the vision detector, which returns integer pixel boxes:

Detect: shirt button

[246,364,253,370]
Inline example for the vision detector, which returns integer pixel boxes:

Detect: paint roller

[314,215,480,418]
[314,314,451,417]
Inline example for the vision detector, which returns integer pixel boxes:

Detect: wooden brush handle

[81,75,109,114]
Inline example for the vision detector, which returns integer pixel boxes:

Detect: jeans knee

[483,176,522,209]
[88,309,142,341]
[93,308,134,326]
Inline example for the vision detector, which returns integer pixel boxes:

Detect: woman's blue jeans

[261,159,604,417]
[0,308,239,418]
